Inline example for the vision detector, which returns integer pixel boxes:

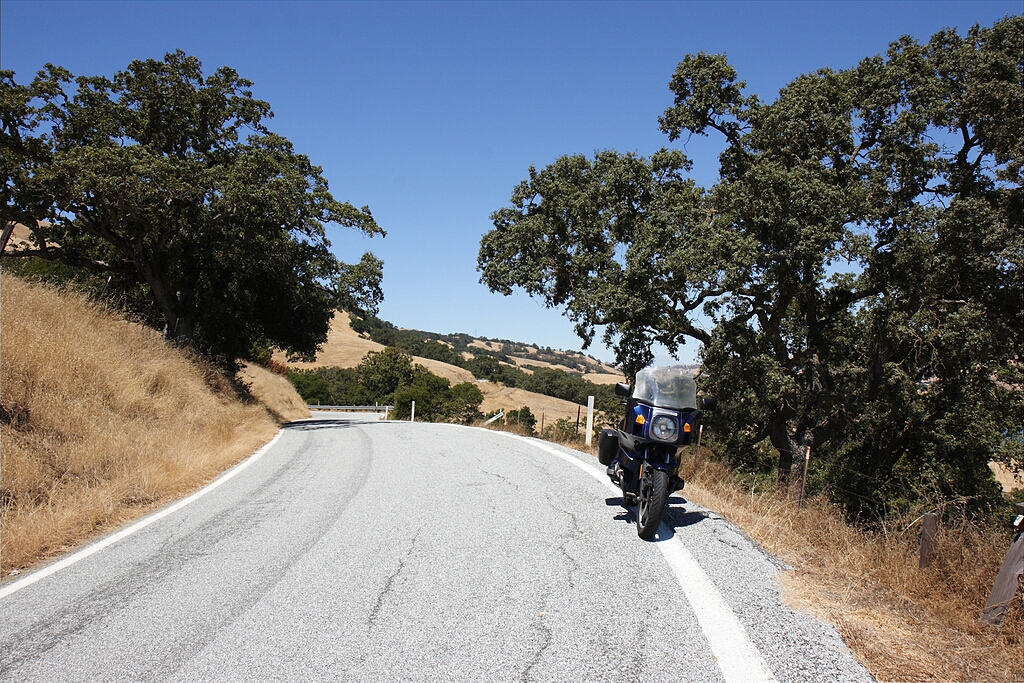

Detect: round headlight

[651,415,678,442]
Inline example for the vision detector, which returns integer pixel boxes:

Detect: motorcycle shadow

[604,496,711,542]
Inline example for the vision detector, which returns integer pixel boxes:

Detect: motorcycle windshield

[632,366,698,410]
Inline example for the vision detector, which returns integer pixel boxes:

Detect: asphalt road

[0,416,873,682]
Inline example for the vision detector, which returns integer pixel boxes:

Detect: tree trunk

[768,421,803,487]
[134,258,195,348]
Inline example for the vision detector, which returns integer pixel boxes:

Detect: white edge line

[496,431,777,683]
[0,430,284,601]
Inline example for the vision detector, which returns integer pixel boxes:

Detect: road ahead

[0,416,872,682]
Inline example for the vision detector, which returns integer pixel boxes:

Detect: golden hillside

[275,312,595,422]
[0,274,303,573]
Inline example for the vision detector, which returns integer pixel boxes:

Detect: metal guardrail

[307,405,393,412]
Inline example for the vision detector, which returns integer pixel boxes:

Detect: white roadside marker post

[585,395,595,446]
[411,400,415,422]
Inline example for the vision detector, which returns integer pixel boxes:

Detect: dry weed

[237,362,310,422]
[1,274,279,574]
[481,418,599,455]
[678,451,1024,682]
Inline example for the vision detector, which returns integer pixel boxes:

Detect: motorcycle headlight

[651,415,678,442]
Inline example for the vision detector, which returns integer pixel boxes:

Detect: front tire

[636,465,669,540]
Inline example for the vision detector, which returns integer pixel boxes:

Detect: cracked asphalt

[0,416,872,682]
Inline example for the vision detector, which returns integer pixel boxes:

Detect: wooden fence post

[797,446,812,510]
[919,512,939,569]
[982,503,1024,626]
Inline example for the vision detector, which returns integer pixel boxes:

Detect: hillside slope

[277,312,476,385]
[0,274,299,573]
[276,312,593,422]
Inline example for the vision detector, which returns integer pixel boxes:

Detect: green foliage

[288,366,369,406]
[359,347,415,399]
[995,488,1024,529]
[1,51,384,367]
[505,406,537,434]
[462,355,526,386]
[541,417,580,442]
[335,254,385,317]
[347,312,466,366]
[446,382,485,424]
[478,17,1024,520]
[287,346,483,424]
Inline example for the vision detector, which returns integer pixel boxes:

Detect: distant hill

[343,312,622,380]
[274,312,627,422]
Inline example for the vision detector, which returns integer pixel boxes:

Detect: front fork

[615,447,676,495]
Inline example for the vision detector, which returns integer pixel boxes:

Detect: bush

[289,345,482,423]
[542,417,580,443]
[505,407,537,434]
[288,366,368,406]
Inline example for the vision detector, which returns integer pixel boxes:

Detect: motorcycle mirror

[700,397,718,412]
[615,382,632,397]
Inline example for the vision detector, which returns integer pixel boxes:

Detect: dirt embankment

[0,274,303,575]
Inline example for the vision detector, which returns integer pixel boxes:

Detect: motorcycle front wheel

[636,465,669,540]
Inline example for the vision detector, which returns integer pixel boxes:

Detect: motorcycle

[597,366,716,539]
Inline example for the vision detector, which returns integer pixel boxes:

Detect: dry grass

[237,362,310,422]
[273,311,477,385]
[582,372,626,385]
[991,462,1023,493]
[273,310,385,369]
[477,381,585,424]
[479,415,602,453]
[1,274,280,575]
[677,451,1024,682]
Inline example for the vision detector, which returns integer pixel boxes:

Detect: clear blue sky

[2,1,1019,366]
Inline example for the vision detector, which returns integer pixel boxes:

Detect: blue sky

[2,1,1019,366]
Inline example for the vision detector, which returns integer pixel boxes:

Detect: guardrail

[306,405,393,412]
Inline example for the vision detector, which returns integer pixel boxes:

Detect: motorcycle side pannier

[598,428,618,466]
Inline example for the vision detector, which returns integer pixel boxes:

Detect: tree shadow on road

[283,419,362,431]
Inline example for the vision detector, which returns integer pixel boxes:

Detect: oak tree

[479,18,1023,514]
[1,51,384,364]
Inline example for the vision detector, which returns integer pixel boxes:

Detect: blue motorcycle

[597,366,716,539]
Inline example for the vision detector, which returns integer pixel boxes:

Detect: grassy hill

[347,313,624,380]
[275,312,624,424]
[0,274,306,574]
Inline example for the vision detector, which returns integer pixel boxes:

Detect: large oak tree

[2,51,384,364]
[479,18,1023,516]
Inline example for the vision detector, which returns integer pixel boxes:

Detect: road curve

[0,416,872,682]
